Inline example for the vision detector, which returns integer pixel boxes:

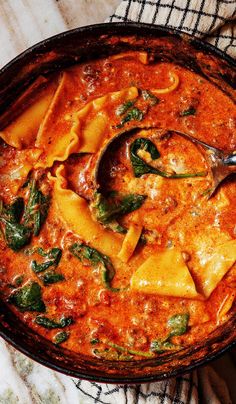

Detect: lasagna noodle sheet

[71,86,139,153]
[199,239,236,298]
[118,223,143,263]
[131,249,199,298]
[36,83,138,167]
[49,165,123,257]
[36,72,80,168]
[0,81,57,149]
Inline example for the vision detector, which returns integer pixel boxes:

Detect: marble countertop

[0,1,235,403]
[0,0,120,68]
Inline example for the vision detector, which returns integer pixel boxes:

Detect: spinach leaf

[23,180,50,236]
[31,247,62,273]
[36,247,62,263]
[130,137,161,177]
[107,341,154,358]
[92,192,146,225]
[53,331,69,345]
[117,107,143,128]
[90,338,100,345]
[111,223,127,234]
[150,313,189,353]
[167,313,189,337]
[9,282,45,312]
[91,339,153,359]
[130,137,205,179]
[93,347,132,361]
[141,90,160,106]
[40,270,64,285]
[69,242,113,271]
[35,315,73,329]
[101,268,119,292]
[31,260,54,273]
[115,91,160,128]
[69,243,121,292]
[4,221,32,251]
[0,198,30,251]
[118,194,146,214]
[35,247,50,257]
[150,339,176,353]
[0,181,50,251]
[179,107,196,117]
[116,100,136,116]
[69,243,110,267]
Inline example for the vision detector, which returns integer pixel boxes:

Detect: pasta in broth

[0,50,235,359]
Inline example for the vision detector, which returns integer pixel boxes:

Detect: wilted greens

[151,313,189,353]
[116,107,144,128]
[31,247,62,273]
[35,315,73,329]
[30,247,64,286]
[40,270,64,286]
[91,339,154,359]
[69,242,121,292]
[91,192,146,229]
[167,313,189,337]
[23,180,50,236]
[116,100,136,116]
[9,282,46,312]
[0,180,50,251]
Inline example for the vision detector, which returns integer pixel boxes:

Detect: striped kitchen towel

[108,0,236,59]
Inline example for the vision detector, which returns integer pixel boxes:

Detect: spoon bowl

[95,126,236,198]
[169,130,236,198]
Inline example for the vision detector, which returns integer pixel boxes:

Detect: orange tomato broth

[0,51,235,360]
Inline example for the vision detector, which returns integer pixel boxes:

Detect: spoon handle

[223,153,236,166]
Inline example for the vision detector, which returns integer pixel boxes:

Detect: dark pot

[0,23,235,383]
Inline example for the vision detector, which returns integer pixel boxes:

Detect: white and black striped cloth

[74,374,199,404]
[73,365,232,403]
[108,0,236,59]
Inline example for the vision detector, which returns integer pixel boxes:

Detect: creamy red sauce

[0,51,235,360]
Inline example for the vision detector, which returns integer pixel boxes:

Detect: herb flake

[179,107,196,117]
[53,331,69,345]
